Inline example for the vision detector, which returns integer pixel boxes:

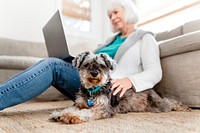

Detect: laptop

[42,10,74,63]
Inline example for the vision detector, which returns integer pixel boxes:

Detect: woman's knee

[45,57,63,62]
[42,58,66,66]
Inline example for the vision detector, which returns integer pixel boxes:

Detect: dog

[50,51,190,124]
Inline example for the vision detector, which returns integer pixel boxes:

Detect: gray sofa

[0,39,61,101]
[0,19,200,107]
[155,19,200,107]
[0,39,47,81]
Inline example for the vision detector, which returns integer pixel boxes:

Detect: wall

[0,0,56,42]
[101,0,114,42]
[140,4,200,33]
[0,0,106,54]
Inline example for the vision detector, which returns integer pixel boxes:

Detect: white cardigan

[94,30,162,92]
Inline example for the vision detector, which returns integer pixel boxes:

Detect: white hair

[107,0,140,24]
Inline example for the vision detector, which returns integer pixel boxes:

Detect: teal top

[95,33,127,59]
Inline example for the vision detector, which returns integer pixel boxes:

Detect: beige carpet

[0,100,200,133]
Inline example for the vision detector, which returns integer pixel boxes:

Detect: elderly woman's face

[108,7,126,32]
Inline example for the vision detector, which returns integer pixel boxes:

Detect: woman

[0,0,162,110]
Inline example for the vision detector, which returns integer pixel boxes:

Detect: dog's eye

[83,64,89,68]
[100,64,106,68]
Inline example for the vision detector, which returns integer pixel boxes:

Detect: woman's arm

[128,34,162,92]
[112,34,162,96]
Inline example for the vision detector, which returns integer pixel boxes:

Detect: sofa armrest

[0,37,48,58]
[159,31,200,58]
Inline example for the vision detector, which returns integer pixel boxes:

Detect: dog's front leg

[74,95,89,109]
[50,106,91,124]
[50,106,105,124]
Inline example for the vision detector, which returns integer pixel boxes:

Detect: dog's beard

[79,70,109,89]
[87,76,101,84]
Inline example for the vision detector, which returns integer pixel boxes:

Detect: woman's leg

[0,58,80,110]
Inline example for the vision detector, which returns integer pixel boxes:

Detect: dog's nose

[90,71,98,77]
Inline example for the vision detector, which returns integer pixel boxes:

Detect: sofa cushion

[0,56,43,70]
[183,19,200,34]
[155,26,183,42]
[159,31,200,58]
[0,37,48,57]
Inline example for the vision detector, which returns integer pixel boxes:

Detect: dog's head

[73,51,116,89]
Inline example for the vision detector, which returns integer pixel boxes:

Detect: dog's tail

[163,97,191,112]
[148,90,190,112]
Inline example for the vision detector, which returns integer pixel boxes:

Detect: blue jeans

[0,58,80,110]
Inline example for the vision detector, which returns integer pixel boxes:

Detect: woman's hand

[111,78,134,98]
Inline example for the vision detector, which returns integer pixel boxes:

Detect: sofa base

[154,50,200,108]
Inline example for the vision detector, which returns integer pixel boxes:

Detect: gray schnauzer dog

[50,51,189,124]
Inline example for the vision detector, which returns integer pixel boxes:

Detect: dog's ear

[72,51,91,68]
[99,53,117,70]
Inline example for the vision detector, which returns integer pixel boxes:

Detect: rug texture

[0,100,200,133]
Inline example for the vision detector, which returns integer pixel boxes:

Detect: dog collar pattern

[87,86,102,107]
[87,86,102,94]
[87,99,94,107]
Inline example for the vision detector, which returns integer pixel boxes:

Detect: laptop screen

[42,10,70,59]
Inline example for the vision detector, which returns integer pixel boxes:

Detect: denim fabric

[0,58,80,110]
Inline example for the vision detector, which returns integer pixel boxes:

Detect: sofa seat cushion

[0,56,43,70]
[159,31,200,58]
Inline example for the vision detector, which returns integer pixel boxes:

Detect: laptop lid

[42,10,70,59]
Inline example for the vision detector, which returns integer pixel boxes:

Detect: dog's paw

[173,104,191,112]
[60,113,82,124]
[49,110,62,122]
[75,103,89,109]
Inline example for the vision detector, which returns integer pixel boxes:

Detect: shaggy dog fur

[50,51,190,124]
